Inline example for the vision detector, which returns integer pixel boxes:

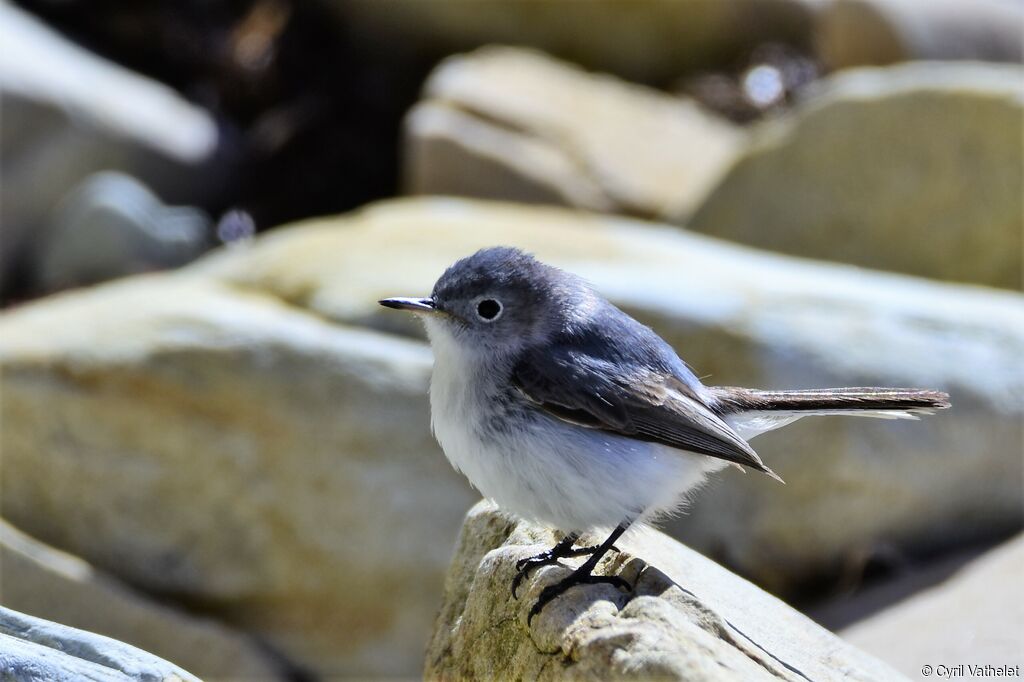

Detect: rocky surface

[815,0,1024,70]
[841,534,1024,678]
[194,198,1024,594]
[323,0,818,83]
[32,172,211,293]
[426,500,901,681]
[0,274,478,678]
[688,61,1024,290]
[0,519,284,680]
[0,605,199,682]
[4,198,1021,676]
[0,3,223,297]
[405,47,744,222]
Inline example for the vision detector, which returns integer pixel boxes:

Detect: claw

[527,572,632,625]
[511,541,602,598]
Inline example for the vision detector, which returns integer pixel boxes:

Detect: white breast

[423,318,724,532]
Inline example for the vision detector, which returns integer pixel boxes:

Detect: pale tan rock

[815,0,1024,70]
[0,519,284,680]
[0,275,479,678]
[405,46,745,222]
[4,199,1021,676]
[841,535,1024,678]
[426,500,903,681]
[194,197,1024,594]
[688,61,1024,289]
[405,100,615,213]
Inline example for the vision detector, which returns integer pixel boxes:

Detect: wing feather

[511,348,781,480]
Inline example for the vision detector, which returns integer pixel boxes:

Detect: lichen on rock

[426,500,903,681]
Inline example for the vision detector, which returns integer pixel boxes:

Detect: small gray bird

[380,247,950,621]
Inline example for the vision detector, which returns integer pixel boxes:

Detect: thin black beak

[379,297,437,313]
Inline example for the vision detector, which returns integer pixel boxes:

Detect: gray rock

[0,519,285,680]
[426,500,903,681]
[0,606,199,682]
[841,535,1024,678]
[33,173,211,292]
[0,3,223,295]
[4,198,1021,675]
[404,46,745,222]
[0,275,477,679]
[815,0,1024,70]
[687,61,1024,290]
[193,197,1024,594]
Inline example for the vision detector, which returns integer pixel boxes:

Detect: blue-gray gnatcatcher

[380,247,950,621]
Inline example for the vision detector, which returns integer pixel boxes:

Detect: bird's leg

[511,533,580,598]
[512,532,626,598]
[527,522,633,624]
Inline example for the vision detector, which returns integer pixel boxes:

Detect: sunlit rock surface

[195,197,1024,594]
[405,46,744,221]
[426,500,901,681]
[0,275,478,678]
[0,520,283,680]
[3,198,1021,677]
[688,61,1024,289]
[841,534,1024,678]
[0,606,199,682]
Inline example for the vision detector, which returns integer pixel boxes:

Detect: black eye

[476,299,502,321]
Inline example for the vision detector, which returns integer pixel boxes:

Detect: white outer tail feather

[725,406,942,440]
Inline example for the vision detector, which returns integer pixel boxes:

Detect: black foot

[527,569,632,625]
[511,544,621,598]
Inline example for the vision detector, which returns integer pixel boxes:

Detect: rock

[404,47,745,222]
[193,197,1024,594]
[0,519,285,680]
[322,0,819,83]
[32,173,211,293]
[815,0,1024,71]
[0,3,224,297]
[687,61,1024,290]
[4,199,1022,674]
[840,535,1024,678]
[0,275,479,678]
[426,500,901,681]
[0,605,199,682]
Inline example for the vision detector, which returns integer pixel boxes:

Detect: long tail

[710,386,951,439]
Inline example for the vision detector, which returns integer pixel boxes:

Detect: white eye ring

[475,298,503,322]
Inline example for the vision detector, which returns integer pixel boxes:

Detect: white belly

[428,348,721,532]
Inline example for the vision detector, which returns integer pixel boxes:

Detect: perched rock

[33,172,211,292]
[815,0,1024,70]
[4,199,1021,676]
[0,605,199,682]
[195,198,1024,594]
[0,275,478,678]
[405,47,745,222]
[426,500,901,681]
[841,535,1024,678]
[322,0,818,83]
[0,519,284,680]
[688,61,1024,290]
[0,3,224,296]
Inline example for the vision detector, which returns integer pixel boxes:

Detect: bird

[379,246,950,622]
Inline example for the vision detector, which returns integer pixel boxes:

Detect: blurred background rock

[1,0,1021,679]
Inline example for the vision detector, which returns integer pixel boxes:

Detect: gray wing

[511,347,781,480]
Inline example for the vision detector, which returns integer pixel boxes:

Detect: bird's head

[380,247,582,358]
